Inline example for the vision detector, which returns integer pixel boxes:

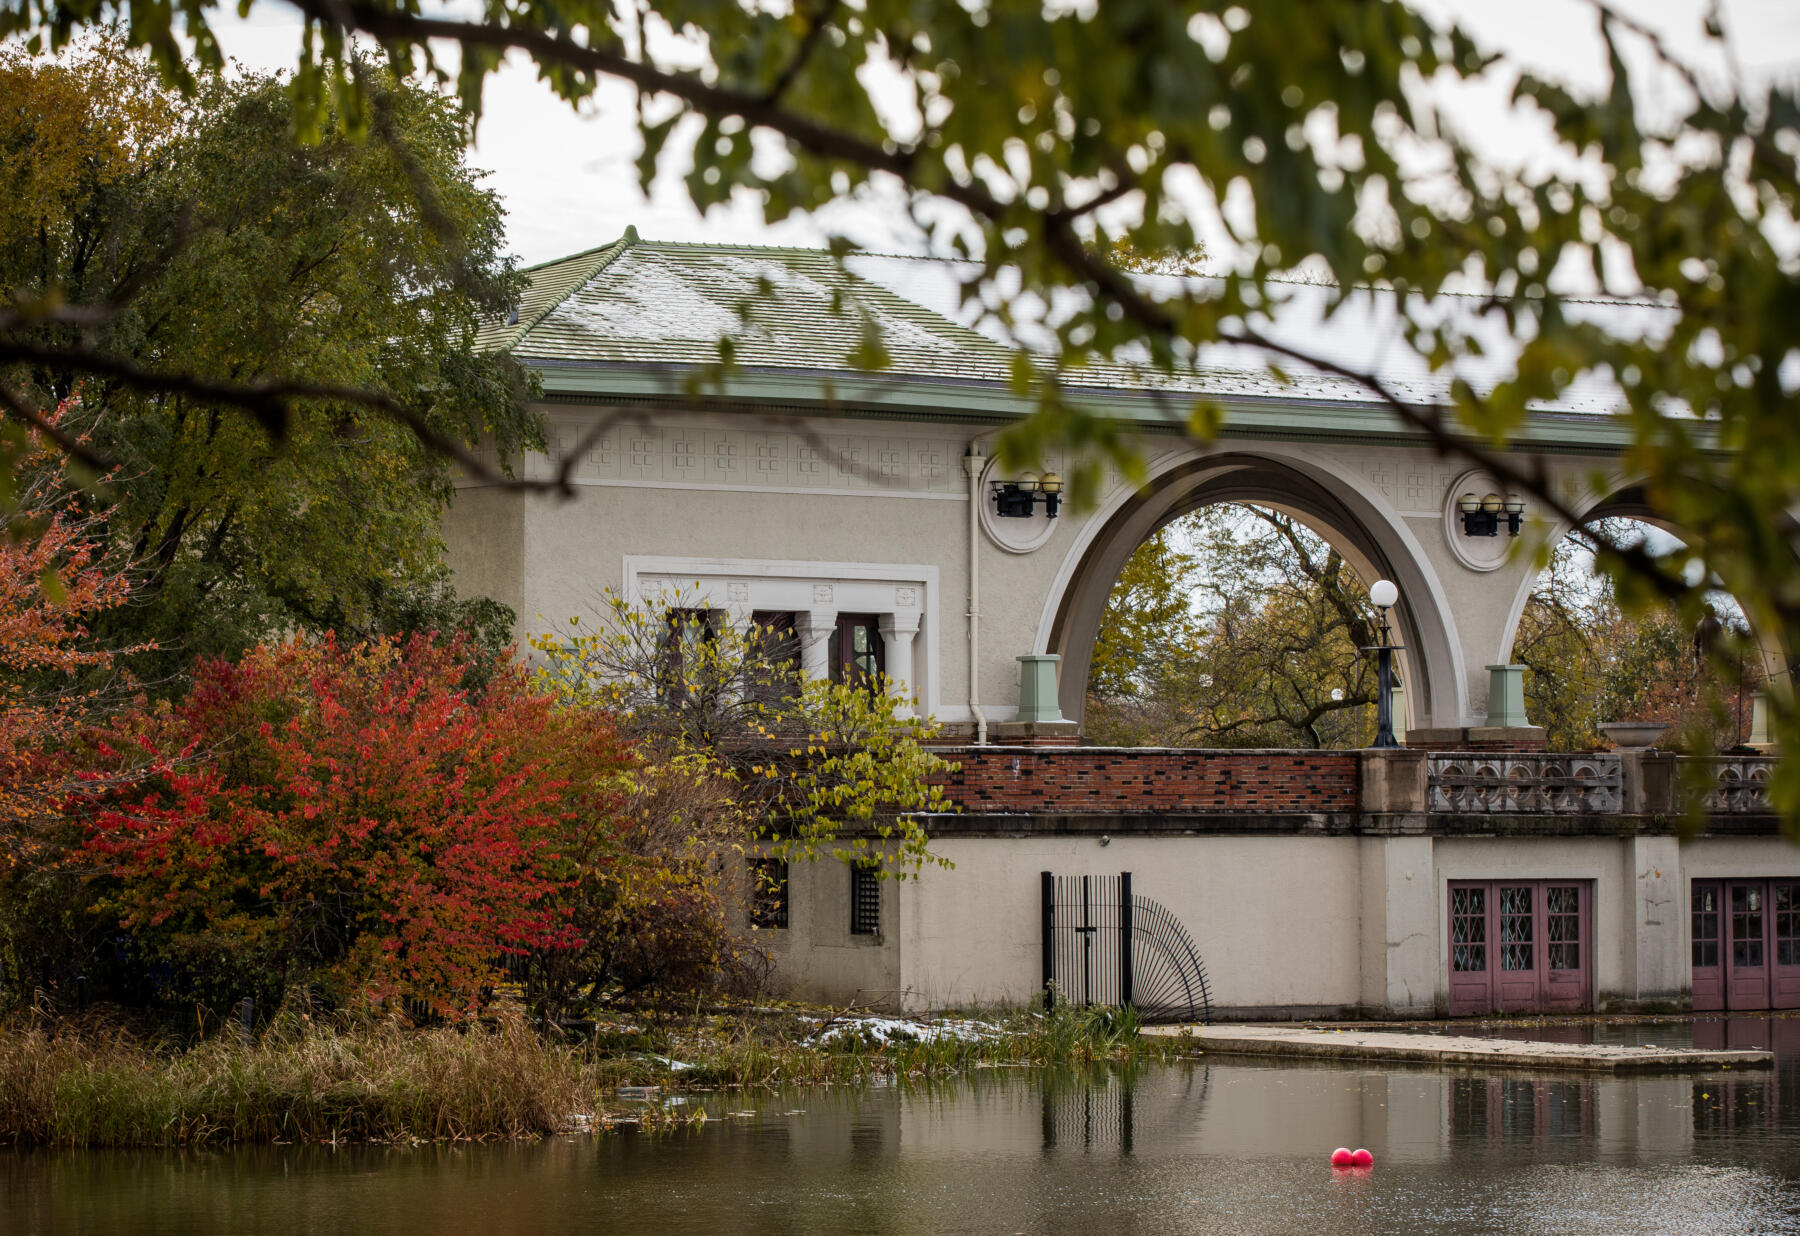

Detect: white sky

[201,0,1800,268]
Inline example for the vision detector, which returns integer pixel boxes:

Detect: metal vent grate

[850,863,881,935]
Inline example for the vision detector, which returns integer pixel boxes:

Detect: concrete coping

[1144,1024,1775,1074]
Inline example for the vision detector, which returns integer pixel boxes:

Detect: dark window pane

[1451,886,1486,972]
[749,858,789,929]
[1775,885,1800,969]
[1500,886,1533,971]
[1732,885,1766,967]
[749,611,800,703]
[660,608,719,703]
[1546,886,1580,971]
[831,614,885,691]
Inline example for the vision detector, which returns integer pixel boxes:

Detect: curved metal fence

[1041,872,1212,1024]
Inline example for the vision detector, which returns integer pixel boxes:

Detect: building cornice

[522,359,1723,459]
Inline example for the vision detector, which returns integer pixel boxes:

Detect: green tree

[1087,526,1203,712]
[6,3,1800,814]
[1087,506,1378,749]
[0,45,538,679]
[1516,524,1765,752]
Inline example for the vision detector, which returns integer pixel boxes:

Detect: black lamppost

[1365,578,1402,749]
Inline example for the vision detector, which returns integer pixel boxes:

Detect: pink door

[1495,884,1540,1013]
[1773,882,1800,1009]
[1448,883,1492,1015]
[1447,880,1592,1016]
[1727,881,1772,1011]
[1692,881,1725,1011]
[1541,883,1589,1011]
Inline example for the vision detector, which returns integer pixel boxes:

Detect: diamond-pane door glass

[1452,886,1487,972]
[1778,885,1800,967]
[1733,884,1766,968]
[1546,885,1581,971]
[1499,886,1535,971]
[1694,885,1721,968]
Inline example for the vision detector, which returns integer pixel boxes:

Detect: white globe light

[1369,579,1399,609]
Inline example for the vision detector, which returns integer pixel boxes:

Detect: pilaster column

[878,612,921,715]
[794,609,836,681]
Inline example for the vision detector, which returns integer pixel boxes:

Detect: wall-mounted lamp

[1457,492,1525,537]
[991,471,1063,519]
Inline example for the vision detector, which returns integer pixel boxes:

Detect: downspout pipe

[964,443,991,745]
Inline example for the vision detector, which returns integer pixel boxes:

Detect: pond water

[8,1016,1800,1235]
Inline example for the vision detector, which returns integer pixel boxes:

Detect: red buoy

[1330,1147,1354,1167]
[1351,1148,1374,1167]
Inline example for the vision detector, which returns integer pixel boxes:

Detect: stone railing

[1684,756,1777,814]
[1427,753,1624,815]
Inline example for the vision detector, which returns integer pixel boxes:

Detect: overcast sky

[206,0,1800,268]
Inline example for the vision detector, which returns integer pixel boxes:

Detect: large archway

[1495,482,1797,690]
[1039,450,1467,732]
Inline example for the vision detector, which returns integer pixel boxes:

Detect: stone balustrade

[1426,753,1623,815]
[1685,756,1777,814]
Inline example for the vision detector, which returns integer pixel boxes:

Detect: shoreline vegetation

[0,1002,1193,1149]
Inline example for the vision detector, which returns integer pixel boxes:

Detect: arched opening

[1042,452,1465,736]
[1081,503,1387,747]
[1506,502,1775,751]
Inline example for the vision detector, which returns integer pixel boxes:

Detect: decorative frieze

[525,420,969,497]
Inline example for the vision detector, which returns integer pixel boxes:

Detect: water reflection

[8,1019,1800,1234]
[1038,1065,1209,1155]
[1450,1076,1595,1144]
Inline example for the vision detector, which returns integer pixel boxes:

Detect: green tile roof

[484,232,1717,458]
[491,231,1020,383]
[476,237,632,354]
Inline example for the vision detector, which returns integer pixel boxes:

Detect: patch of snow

[809,1016,999,1046]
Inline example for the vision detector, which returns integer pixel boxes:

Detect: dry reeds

[0,1013,601,1148]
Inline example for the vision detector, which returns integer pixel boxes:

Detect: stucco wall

[757,830,1800,1017]
[757,858,901,1008]
[889,835,1366,1015]
[444,407,1606,730]
[441,485,527,620]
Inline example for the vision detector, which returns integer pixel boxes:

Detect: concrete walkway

[1143,1024,1774,1073]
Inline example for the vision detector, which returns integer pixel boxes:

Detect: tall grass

[0,1015,612,1148]
[0,1002,1188,1148]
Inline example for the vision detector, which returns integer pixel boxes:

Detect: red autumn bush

[83,634,635,1018]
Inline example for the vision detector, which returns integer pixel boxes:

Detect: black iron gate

[1041,872,1212,1024]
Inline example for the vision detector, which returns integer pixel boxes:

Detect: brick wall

[929,746,1360,814]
